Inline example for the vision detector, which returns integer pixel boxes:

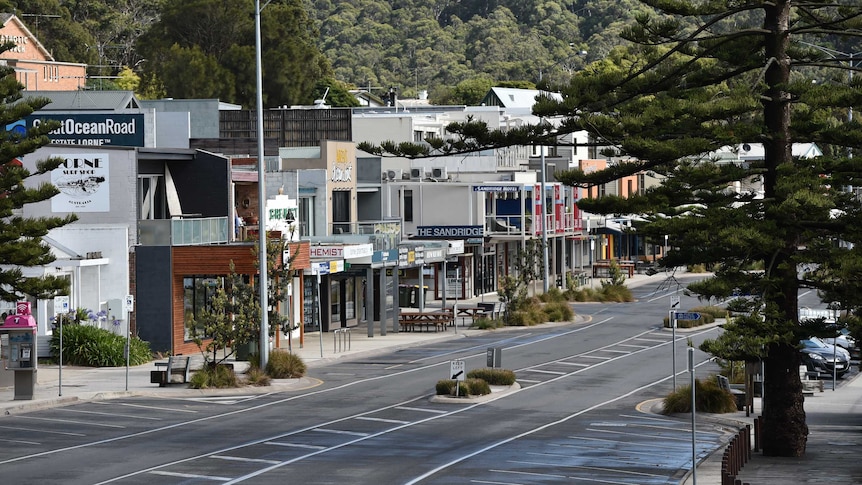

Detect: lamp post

[538,119,551,293]
[254,0,269,369]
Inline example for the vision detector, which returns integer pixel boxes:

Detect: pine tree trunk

[761,342,808,456]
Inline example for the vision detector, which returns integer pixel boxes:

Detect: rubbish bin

[398,285,413,307]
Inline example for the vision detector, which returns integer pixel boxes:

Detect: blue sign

[416,225,483,239]
[674,312,701,320]
[8,113,145,147]
[472,185,521,192]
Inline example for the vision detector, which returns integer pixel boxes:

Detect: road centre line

[0,437,41,445]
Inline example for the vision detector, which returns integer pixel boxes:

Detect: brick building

[0,14,87,91]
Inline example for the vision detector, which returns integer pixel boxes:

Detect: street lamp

[539,119,551,293]
[255,0,270,369]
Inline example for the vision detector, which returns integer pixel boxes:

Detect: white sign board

[123,295,134,313]
[450,360,466,381]
[670,295,680,309]
[54,295,70,315]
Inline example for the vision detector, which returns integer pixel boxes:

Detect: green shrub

[662,378,738,414]
[265,350,306,378]
[50,325,151,367]
[466,378,491,395]
[691,306,727,319]
[540,288,567,303]
[244,366,272,386]
[466,368,516,385]
[190,364,238,389]
[543,301,574,322]
[435,379,491,396]
[599,284,634,302]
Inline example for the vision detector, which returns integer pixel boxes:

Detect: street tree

[135,0,331,108]
[187,235,300,366]
[361,2,862,458]
[0,30,78,301]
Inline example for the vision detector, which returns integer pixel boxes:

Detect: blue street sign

[674,312,701,320]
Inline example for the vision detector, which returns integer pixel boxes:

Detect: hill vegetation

[9,0,646,105]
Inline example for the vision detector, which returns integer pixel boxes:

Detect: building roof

[22,90,141,110]
[0,13,55,61]
[481,88,563,112]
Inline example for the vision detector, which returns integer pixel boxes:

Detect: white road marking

[150,470,230,481]
[355,416,410,424]
[264,442,326,450]
[210,455,281,465]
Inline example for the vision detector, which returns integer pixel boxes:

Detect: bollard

[745,424,751,460]
[754,418,760,452]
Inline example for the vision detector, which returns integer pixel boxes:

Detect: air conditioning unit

[386,169,403,181]
[431,167,448,179]
[409,168,424,180]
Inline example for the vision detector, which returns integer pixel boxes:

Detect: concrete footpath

[2,272,860,484]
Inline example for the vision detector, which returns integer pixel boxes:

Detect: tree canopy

[366,1,862,458]
[0,29,77,300]
[134,0,331,107]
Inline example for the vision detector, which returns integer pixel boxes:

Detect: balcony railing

[484,212,583,236]
[138,217,230,246]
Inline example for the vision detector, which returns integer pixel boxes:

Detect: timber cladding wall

[170,242,310,355]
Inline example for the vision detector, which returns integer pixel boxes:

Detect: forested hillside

[8,0,646,105]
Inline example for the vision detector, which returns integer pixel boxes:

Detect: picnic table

[452,306,487,326]
[399,310,454,332]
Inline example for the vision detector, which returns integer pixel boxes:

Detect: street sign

[670,295,680,309]
[123,295,135,313]
[54,295,70,316]
[674,312,701,320]
[450,360,466,381]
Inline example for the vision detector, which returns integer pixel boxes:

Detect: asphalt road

[0,275,748,484]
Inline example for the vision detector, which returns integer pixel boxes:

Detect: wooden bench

[716,375,746,411]
[150,355,191,387]
[476,301,507,321]
[398,311,454,332]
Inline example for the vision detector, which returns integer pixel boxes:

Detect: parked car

[822,327,858,358]
[799,337,851,378]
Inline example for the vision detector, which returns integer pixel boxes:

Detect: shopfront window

[183,275,222,341]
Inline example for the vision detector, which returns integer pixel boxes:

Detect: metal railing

[333,327,351,353]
